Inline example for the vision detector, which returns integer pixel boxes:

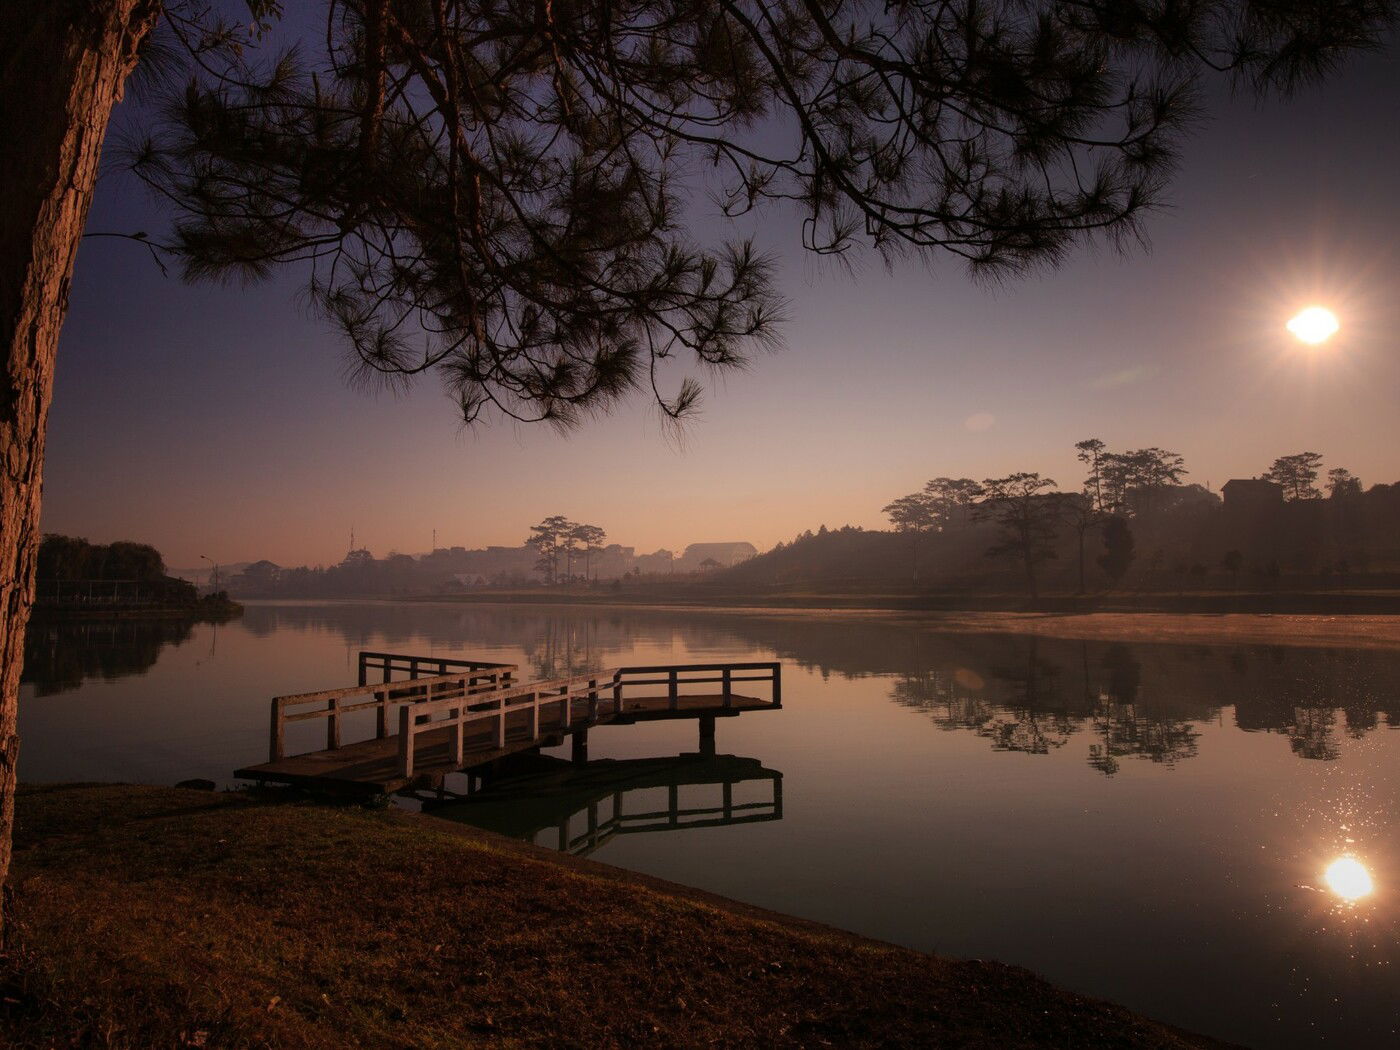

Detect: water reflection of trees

[239,602,761,671]
[22,616,198,695]
[1085,645,1200,774]
[885,634,1400,770]
[1225,644,1400,762]
[518,616,608,679]
[26,600,1400,765]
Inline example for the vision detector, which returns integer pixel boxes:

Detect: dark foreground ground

[1,784,1236,1049]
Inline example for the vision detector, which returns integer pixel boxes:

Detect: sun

[1287,306,1340,345]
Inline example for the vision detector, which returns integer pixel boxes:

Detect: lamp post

[200,554,220,593]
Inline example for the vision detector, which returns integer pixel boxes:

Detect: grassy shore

[403,591,1400,651]
[2,784,1232,1049]
[739,608,1400,651]
[408,584,1400,617]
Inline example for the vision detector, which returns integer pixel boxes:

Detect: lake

[19,601,1400,1049]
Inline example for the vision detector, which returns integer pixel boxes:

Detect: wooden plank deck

[236,693,772,794]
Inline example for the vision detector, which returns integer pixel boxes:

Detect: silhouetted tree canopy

[36,535,167,582]
[883,491,939,579]
[1266,451,1325,500]
[128,0,1395,427]
[1326,467,1362,498]
[977,472,1063,596]
[526,515,576,583]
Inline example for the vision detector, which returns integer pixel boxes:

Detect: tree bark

[0,0,156,932]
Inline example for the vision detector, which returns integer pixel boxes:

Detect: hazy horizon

[44,33,1400,569]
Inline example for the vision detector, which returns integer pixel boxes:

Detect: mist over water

[20,600,1400,1049]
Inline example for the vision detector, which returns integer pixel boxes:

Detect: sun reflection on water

[1324,856,1374,902]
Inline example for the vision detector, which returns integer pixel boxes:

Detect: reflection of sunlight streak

[1324,856,1374,901]
[953,667,984,691]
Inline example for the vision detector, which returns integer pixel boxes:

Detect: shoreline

[27,597,244,622]
[3,784,1240,1049]
[380,593,1400,651]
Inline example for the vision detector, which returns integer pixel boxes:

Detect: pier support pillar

[572,728,589,766]
[698,714,716,757]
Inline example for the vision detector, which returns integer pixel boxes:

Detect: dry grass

[765,609,1400,651]
[3,784,1230,1049]
[410,593,1400,651]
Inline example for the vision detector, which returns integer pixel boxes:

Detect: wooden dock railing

[269,654,517,762]
[397,671,615,778]
[357,650,514,686]
[610,661,781,710]
[397,661,781,778]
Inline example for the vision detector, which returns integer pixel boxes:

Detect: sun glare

[1287,306,1340,345]
[1324,856,1374,901]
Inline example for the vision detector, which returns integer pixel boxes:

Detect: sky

[40,19,1400,570]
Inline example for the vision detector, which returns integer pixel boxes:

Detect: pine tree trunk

[0,0,156,931]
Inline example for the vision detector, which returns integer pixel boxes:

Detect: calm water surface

[20,601,1400,1049]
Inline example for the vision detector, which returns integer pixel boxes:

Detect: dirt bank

[2,784,1234,1049]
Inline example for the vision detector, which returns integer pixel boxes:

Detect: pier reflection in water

[424,751,783,858]
[16,600,1400,1050]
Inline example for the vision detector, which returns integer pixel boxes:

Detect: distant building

[224,559,282,596]
[241,559,281,582]
[1222,478,1284,510]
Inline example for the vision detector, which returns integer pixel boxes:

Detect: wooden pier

[235,651,782,795]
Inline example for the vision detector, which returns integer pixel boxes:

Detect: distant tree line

[37,535,166,582]
[32,535,228,612]
[878,442,1371,597]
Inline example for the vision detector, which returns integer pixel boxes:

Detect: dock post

[398,705,414,778]
[327,696,341,750]
[269,699,284,763]
[572,728,589,766]
[699,713,716,757]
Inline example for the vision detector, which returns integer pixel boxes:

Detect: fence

[268,652,518,762]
